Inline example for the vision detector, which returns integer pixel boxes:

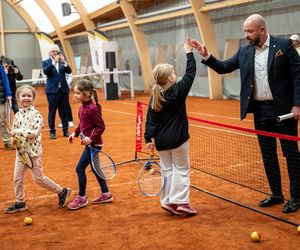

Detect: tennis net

[135,101,300,200]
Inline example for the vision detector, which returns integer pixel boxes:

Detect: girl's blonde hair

[75,79,102,111]
[16,85,36,100]
[151,64,174,112]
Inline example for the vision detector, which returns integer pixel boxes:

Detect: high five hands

[184,38,193,53]
[191,39,209,58]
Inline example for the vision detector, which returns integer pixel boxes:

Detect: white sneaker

[58,123,63,128]
[68,121,74,127]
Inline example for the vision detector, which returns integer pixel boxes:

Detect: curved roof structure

[2,0,257,98]
[6,0,255,37]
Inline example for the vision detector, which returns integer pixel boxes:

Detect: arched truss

[35,0,77,74]
[3,0,257,97]
[1,0,37,55]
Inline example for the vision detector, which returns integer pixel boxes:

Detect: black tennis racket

[138,148,166,196]
[79,132,116,180]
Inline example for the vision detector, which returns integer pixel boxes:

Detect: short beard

[247,37,260,47]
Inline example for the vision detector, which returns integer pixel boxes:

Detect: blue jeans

[76,146,109,196]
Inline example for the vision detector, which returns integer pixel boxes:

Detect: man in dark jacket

[1,57,23,114]
[192,14,300,213]
[42,45,72,139]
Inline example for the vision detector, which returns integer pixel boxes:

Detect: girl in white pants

[144,39,197,215]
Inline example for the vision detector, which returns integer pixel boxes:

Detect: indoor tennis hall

[1,0,300,249]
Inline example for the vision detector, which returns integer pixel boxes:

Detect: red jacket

[75,100,105,145]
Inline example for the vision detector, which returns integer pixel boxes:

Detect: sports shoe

[58,187,71,208]
[58,123,63,128]
[63,132,70,137]
[161,204,183,215]
[50,132,56,140]
[4,142,15,150]
[68,121,74,127]
[5,202,28,214]
[177,204,197,215]
[67,195,88,210]
[92,192,113,204]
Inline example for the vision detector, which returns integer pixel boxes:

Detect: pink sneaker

[177,204,197,215]
[67,195,88,210]
[92,193,113,204]
[161,204,183,215]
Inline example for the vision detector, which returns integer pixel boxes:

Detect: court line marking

[103,108,136,116]
[0,181,135,206]
[0,171,198,206]
[189,111,252,122]
[190,123,257,138]
[105,102,253,123]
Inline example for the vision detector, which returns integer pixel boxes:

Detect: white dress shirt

[253,34,273,101]
[51,58,61,88]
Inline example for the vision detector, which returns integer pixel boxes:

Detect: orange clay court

[0,86,299,249]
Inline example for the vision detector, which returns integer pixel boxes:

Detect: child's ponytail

[151,64,174,112]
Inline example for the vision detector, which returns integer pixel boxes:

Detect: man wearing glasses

[42,45,72,139]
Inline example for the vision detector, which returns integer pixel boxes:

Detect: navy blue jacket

[202,35,300,119]
[42,58,72,94]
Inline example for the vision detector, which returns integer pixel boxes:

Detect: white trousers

[0,103,10,144]
[158,140,190,205]
[14,155,62,202]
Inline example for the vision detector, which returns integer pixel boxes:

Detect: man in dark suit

[192,14,300,213]
[43,45,72,139]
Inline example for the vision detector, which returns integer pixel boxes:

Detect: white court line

[103,108,136,116]
[115,101,137,106]
[0,181,135,206]
[0,171,199,206]
[190,123,256,138]
[189,111,252,122]
[105,101,253,123]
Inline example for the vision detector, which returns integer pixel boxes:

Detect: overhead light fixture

[62,2,77,16]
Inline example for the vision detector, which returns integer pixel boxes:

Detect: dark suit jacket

[42,58,72,94]
[202,35,300,119]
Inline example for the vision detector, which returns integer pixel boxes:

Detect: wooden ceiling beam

[189,0,223,99]
[35,0,77,74]
[200,0,257,11]
[88,2,120,20]
[6,0,37,32]
[119,0,153,93]
[71,0,95,31]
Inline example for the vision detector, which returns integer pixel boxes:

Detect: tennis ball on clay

[297,225,300,233]
[149,168,155,174]
[24,217,33,225]
[250,231,261,242]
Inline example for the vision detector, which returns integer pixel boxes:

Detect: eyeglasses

[51,50,59,53]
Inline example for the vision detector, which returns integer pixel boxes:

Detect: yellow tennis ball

[251,231,261,242]
[149,168,155,174]
[24,217,33,225]
[297,225,300,233]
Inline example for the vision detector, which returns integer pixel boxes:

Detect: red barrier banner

[136,101,143,152]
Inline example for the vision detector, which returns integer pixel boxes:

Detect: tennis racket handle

[276,113,294,122]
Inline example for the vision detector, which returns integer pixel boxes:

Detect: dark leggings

[76,146,109,196]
